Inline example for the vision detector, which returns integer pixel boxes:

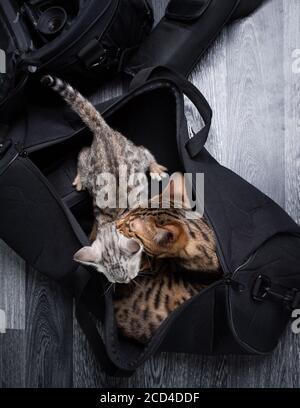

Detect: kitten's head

[117,173,220,272]
[73,223,143,283]
[117,173,193,257]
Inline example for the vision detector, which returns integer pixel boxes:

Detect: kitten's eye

[157,219,168,227]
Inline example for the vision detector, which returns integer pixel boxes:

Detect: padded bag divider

[0,0,153,123]
[0,0,30,123]
[125,0,265,78]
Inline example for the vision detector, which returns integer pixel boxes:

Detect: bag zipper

[203,207,256,292]
[223,255,255,292]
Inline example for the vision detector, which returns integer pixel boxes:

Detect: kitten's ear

[162,172,192,209]
[119,234,141,255]
[74,246,98,265]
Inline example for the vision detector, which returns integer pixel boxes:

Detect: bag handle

[62,266,133,377]
[75,299,134,377]
[129,66,212,158]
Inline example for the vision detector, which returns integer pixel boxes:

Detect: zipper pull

[19,148,28,158]
[224,275,245,292]
[14,143,28,158]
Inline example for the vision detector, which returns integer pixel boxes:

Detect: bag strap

[75,299,133,377]
[61,266,133,377]
[129,66,212,158]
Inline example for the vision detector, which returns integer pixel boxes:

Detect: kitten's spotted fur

[113,259,209,343]
[42,75,167,283]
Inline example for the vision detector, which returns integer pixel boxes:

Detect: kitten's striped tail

[41,75,108,134]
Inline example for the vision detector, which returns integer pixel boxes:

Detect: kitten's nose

[117,277,131,284]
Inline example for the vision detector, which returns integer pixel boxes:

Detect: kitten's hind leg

[149,162,168,182]
[73,173,83,191]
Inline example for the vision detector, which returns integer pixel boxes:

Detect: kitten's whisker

[139,272,154,278]
[133,278,142,288]
[102,283,113,296]
[145,252,155,270]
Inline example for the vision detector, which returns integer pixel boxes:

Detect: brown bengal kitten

[117,173,220,272]
[113,259,211,343]
[113,173,221,343]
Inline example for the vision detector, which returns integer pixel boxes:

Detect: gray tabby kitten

[42,75,167,283]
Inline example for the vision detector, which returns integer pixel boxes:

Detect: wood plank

[282,0,300,388]
[25,267,73,388]
[187,30,228,164]
[284,0,300,223]
[0,241,25,330]
[225,0,285,207]
[0,330,25,388]
[223,0,287,388]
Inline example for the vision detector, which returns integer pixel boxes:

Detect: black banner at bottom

[0,388,299,405]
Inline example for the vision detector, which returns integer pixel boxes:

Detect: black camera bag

[0,0,153,122]
[0,68,299,376]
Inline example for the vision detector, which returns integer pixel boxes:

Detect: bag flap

[166,0,213,22]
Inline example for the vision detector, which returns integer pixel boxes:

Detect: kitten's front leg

[149,162,168,182]
[72,173,83,191]
[140,147,168,181]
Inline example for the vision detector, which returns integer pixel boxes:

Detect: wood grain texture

[0,330,25,388]
[282,0,300,389]
[0,241,25,330]
[1,0,300,389]
[284,0,300,223]
[226,0,285,206]
[25,267,73,388]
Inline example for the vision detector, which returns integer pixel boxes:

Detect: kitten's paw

[73,174,83,191]
[149,163,168,182]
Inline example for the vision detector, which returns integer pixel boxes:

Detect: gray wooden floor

[1,0,300,388]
